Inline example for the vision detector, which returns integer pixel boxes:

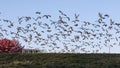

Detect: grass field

[0,53,120,68]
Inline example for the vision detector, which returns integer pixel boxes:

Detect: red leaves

[0,38,24,53]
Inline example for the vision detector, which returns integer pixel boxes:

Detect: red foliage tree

[0,38,24,53]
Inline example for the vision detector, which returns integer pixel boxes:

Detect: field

[0,53,120,68]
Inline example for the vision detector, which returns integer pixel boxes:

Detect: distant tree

[0,38,24,53]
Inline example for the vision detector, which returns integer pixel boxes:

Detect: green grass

[0,53,120,68]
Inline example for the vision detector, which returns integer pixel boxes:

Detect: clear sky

[0,0,120,20]
[0,0,120,53]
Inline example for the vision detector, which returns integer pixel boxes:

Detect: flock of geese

[0,10,120,53]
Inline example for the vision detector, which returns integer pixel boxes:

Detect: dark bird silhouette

[35,12,41,14]
[18,17,23,24]
[33,16,41,21]
[98,12,104,19]
[104,14,109,18]
[42,15,51,19]
[25,16,31,22]
[110,19,114,25]
[58,10,67,16]
[73,13,79,22]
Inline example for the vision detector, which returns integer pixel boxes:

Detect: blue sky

[0,0,120,53]
[0,0,120,21]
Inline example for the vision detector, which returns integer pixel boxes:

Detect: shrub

[0,38,24,53]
